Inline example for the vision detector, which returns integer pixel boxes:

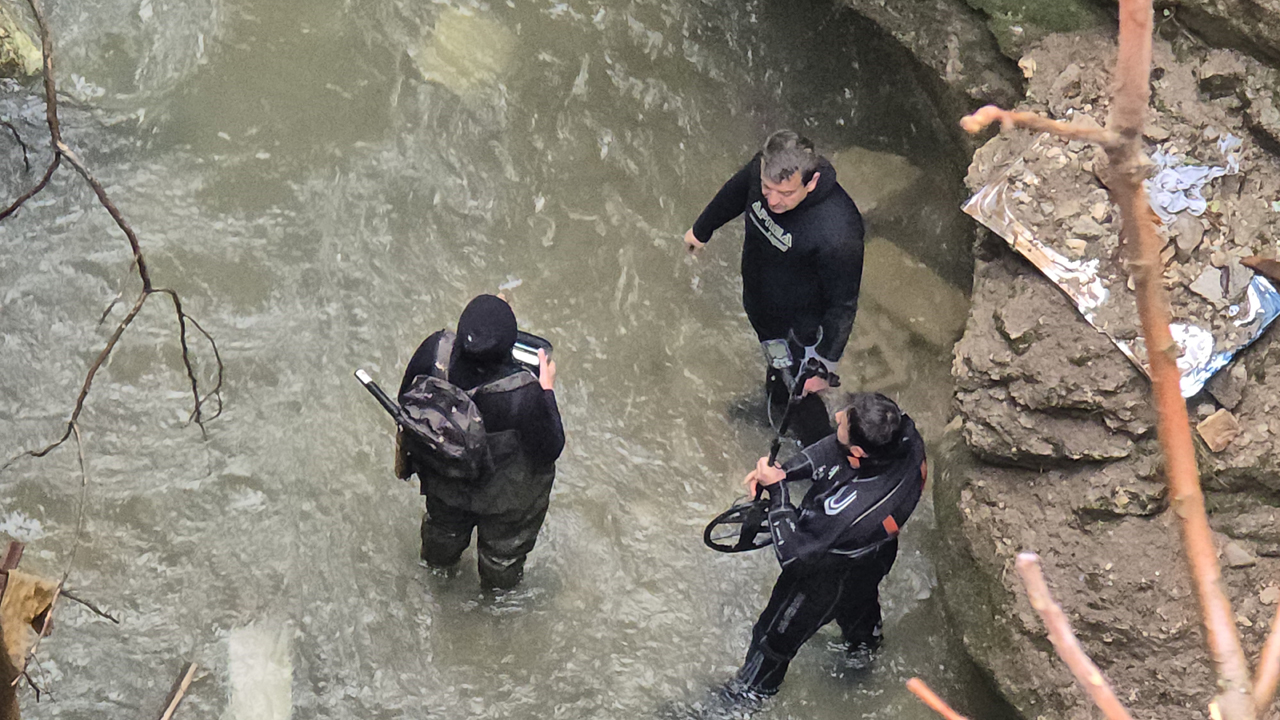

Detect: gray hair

[761,130,819,184]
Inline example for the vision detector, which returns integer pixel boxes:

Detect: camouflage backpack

[398,331,534,482]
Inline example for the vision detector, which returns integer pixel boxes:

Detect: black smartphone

[512,331,553,371]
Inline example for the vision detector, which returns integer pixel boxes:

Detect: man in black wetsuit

[683,130,865,445]
[735,391,926,698]
[397,294,565,589]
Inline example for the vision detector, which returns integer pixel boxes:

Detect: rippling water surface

[0,0,1006,717]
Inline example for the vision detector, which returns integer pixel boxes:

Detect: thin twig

[57,589,119,624]
[1,120,30,172]
[16,670,43,698]
[959,105,1118,147]
[1254,600,1280,710]
[1016,553,1136,720]
[62,420,87,584]
[58,143,151,289]
[183,313,225,423]
[1107,3,1255,717]
[906,678,971,720]
[0,152,59,221]
[156,662,198,720]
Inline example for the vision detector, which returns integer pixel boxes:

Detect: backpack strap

[434,330,456,382]
[472,370,537,397]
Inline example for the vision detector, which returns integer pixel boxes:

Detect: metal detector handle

[767,438,783,466]
[354,369,405,424]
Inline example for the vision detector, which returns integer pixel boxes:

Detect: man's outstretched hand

[683,228,706,255]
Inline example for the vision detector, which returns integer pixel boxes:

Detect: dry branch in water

[955,1,1263,719]
[1,0,224,464]
[155,663,197,720]
[906,677,971,720]
[0,0,225,703]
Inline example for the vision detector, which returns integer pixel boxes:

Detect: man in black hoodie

[733,391,926,698]
[683,130,864,445]
[397,294,565,589]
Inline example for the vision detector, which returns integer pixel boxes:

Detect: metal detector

[702,355,840,553]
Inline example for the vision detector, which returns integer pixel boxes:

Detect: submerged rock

[0,3,39,79]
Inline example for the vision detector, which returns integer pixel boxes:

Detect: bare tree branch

[1106,4,1255,717]
[959,2,1258,717]
[57,144,151,289]
[1254,601,1280,710]
[1016,553,1136,720]
[1,120,30,172]
[1,0,224,469]
[156,662,198,720]
[58,589,119,624]
[906,678,972,720]
[960,105,1118,147]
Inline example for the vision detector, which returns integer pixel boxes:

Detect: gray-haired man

[683,130,865,445]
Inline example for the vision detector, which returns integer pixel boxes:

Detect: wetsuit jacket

[691,154,864,361]
[762,415,925,570]
[399,330,565,513]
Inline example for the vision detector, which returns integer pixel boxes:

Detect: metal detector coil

[703,493,772,553]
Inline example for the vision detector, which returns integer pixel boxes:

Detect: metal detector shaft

[767,360,823,465]
[354,369,405,424]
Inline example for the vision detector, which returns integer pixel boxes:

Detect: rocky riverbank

[835,1,1280,718]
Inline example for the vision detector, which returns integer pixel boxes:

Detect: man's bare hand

[744,455,785,497]
[683,228,706,255]
[538,349,556,391]
[801,375,829,396]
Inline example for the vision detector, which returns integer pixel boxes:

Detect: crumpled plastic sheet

[1146,154,1226,224]
[1145,136,1242,224]
[964,165,1280,397]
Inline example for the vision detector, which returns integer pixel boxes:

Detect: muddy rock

[935,440,1223,720]
[838,0,1023,111]
[953,242,1153,465]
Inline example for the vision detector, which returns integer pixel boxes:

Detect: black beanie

[457,294,517,362]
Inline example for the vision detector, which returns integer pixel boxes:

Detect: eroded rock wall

[941,27,1280,720]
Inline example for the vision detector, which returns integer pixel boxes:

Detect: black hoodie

[691,154,864,361]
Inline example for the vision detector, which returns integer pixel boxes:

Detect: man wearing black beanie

[397,294,565,589]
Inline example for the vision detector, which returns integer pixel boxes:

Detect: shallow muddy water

[0,0,1009,717]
